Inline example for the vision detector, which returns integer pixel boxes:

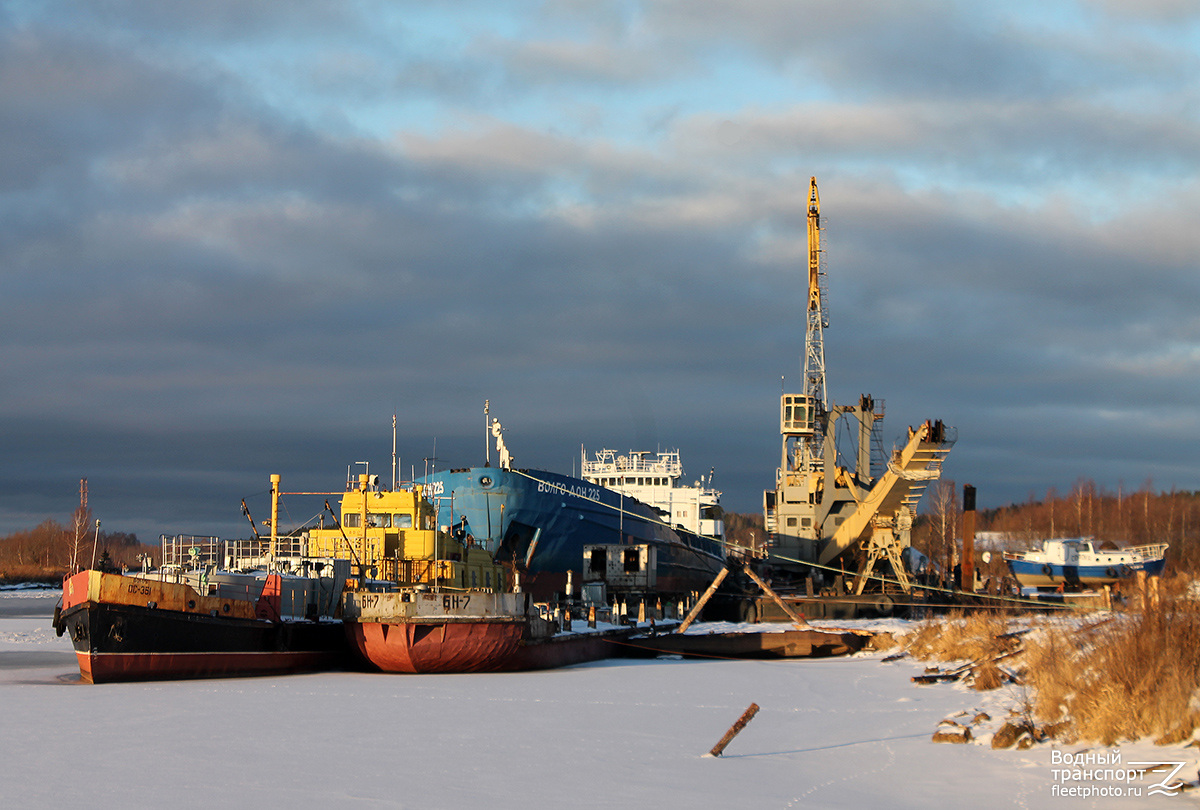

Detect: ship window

[786,517,798,527]
[623,548,641,573]
[394,514,413,528]
[471,570,478,587]
[367,513,391,528]
[589,548,607,573]
[801,518,812,528]
[343,514,360,528]
[486,570,491,588]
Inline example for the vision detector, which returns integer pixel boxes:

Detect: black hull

[59,600,347,683]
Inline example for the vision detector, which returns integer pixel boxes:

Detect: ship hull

[58,570,346,683]
[347,620,525,673]
[342,589,631,673]
[421,467,726,600]
[345,620,631,674]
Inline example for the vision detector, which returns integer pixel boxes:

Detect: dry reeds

[906,609,1016,665]
[1024,595,1200,745]
[903,609,1021,691]
[907,583,1200,746]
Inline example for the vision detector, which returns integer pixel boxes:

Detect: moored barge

[57,565,347,683]
[342,589,636,673]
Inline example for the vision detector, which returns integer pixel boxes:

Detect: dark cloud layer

[3,3,1198,540]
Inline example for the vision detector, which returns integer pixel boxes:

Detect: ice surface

[0,599,1189,809]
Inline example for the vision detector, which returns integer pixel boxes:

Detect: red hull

[347,620,631,674]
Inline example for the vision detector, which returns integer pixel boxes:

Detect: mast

[796,176,828,479]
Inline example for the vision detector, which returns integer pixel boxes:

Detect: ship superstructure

[580,449,724,541]
[302,474,507,592]
[762,178,955,594]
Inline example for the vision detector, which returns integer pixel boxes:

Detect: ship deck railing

[1128,542,1169,560]
[582,449,684,478]
[160,534,222,567]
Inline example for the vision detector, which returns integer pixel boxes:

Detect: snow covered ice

[0,588,1188,809]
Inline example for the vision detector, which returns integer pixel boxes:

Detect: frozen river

[0,587,1186,809]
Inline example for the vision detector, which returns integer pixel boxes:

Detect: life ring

[1041,564,1053,577]
[1105,567,1117,578]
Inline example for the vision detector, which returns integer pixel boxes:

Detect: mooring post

[708,703,760,757]
[962,485,976,593]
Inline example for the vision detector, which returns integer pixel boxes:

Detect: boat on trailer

[1003,537,1167,590]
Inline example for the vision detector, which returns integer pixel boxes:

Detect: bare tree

[928,479,958,585]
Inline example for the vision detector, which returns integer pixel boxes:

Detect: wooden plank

[678,567,729,633]
[708,703,760,757]
[742,564,809,630]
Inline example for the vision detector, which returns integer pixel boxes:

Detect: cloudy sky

[3,0,1199,541]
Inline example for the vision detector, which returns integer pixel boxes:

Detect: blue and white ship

[1003,537,1167,590]
[419,417,728,602]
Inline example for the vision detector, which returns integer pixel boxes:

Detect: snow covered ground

[0,587,1194,809]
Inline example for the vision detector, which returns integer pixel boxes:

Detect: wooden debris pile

[910,629,1027,691]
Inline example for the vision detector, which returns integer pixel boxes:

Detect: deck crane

[763,178,955,600]
[801,177,828,479]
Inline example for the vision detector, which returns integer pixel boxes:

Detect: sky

[3,0,1200,541]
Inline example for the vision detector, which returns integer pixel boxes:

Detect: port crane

[763,178,954,595]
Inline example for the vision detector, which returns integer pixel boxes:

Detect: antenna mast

[484,399,491,466]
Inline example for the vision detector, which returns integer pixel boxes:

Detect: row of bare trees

[0,516,150,581]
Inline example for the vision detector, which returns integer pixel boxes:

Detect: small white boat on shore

[1003,537,1167,590]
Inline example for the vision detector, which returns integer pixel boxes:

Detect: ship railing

[380,558,445,586]
[161,534,222,568]
[1128,542,1169,560]
[224,537,321,573]
[582,449,684,478]
[226,535,309,561]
